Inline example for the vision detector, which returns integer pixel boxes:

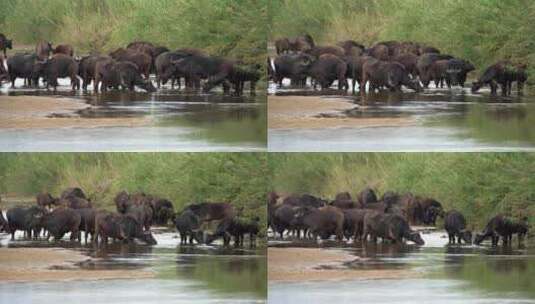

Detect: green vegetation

[270,0,535,84]
[268,153,535,228]
[0,153,267,233]
[0,0,267,65]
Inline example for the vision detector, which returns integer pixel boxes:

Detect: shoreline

[0,247,154,283]
[268,95,415,130]
[0,95,150,130]
[268,247,420,283]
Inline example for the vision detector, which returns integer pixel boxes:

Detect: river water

[268,231,535,304]
[268,80,535,152]
[0,229,267,304]
[0,79,266,152]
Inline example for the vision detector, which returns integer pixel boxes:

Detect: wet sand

[268,247,419,282]
[268,95,415,129]
[0,96,150,129]
[0,248,154,282]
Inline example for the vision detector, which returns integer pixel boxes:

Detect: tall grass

[271,0,535,83]
[0,153,267,232]
[268,153,535,228]
[0,0,267,64]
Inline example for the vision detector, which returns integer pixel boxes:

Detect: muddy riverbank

[268,95,414,130]
[268,247,419,282]
[0,95,150,129]
[0,247,154,282]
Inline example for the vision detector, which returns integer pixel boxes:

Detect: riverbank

[268,95,415,130]
[268,247,420,282]
[0,247,154,282]
[0,95,150,130]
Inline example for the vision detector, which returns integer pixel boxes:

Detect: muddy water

[268,232,535,304]
[0,230,267,304]
[269,80,535,151]
[0,79,266,151]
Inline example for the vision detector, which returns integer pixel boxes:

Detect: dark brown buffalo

[168,54,236,92]
[338,40,366,57]
[78,55,111,90]
[308,54,347,91]
[59,197,92,209]
[35,40,53,60]
[113,191,154,230]
[273,53,314,87]
[121,214,157,245]
[206,216,260,247]
[392,53,419,77]
[53,44,74,57]
[416,53,455,88]
[95,60,156,92]
[343,208,368,241]
[288,34,315,53]
[227,64,261,96]
[361,60,421,93]
[109,48,152,78]
[0,33,13,56]
[304,45,345,59]
[6,53,40,87]
[330,199,357,209]
[41,207,81,241]
[174,209,203,244]
[292,206,344,240]
[33,54,80,90]
[60,187,86,200]
[444,210,472,244]
[155,51,189,88]
[472,61,527,96]
[74,207,96,243]
[366,43,390,61]
[94,211,126,245]
[475,215,528,246]
[275,38,290,55]
[419,198,444,226]
[183,202,235,222]
[126,41,155,57]
[343,55,374,94]
[36,192,58,208]
[151,198,175,225]
[283,194,326,208]
[271,204,297,238]
[363,211,424,245]
[6,206,47,240]
[357,187,378,207]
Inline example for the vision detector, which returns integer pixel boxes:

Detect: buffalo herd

[0,34,260,96]
[270,34,528,96]
[0,188,259,248]
[268,189,529,247]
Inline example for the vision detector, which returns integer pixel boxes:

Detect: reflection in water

[0,231,266,303]
[268,232,535,303]
[0,84,266,151]
[269,87,535,151]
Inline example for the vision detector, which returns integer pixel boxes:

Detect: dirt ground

[0,247,154,282]
[268,247,419,283]
[268,95,415,129]
[0,95,150,129]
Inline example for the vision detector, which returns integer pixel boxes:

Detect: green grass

[270,0,535,86]
[0,0,267,65]
[0,153,267,234]
[268,153,535,228]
